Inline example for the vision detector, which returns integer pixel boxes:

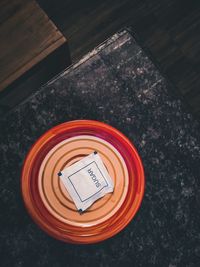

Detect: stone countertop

[0,30,200,267]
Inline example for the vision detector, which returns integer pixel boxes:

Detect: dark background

[0,1,200,266]
[1,30,200,267]
[37,0,200,117]
[1,0,200,118]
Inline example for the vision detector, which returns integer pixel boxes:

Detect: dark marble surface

[0,30,200,267]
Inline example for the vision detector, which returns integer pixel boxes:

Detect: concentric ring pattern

[21,120,145,244]
[38,135,129,226]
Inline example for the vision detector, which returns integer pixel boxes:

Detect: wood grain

[0,0,67,92]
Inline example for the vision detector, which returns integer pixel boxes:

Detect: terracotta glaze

[21,120,145,244]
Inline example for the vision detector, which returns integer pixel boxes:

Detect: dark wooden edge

[0,42,71,115]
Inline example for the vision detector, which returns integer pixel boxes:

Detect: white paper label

[59,152,114,212]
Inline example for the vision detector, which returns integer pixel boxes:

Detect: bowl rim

[21,120,145,244]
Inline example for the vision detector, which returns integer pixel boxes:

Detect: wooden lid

[21,120,145,244]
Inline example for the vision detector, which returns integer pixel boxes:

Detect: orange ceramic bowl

[21,120,145,244]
